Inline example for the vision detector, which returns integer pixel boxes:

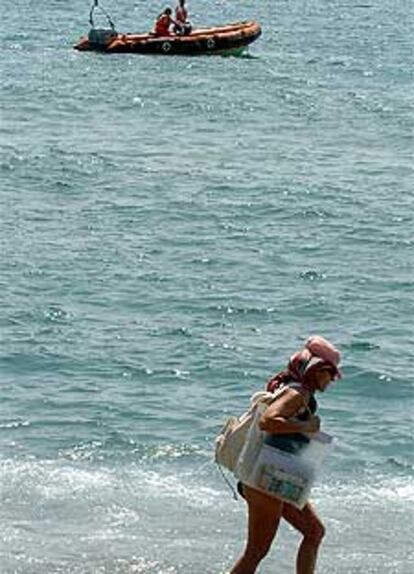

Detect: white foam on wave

[315,473,414,507]
[2,455,412,573]
[0,455,241,573]
[3,455,412,514]
[0,456,224,511]
[0,458,116,502]
[0,419,30,429]
[371,479,414,503]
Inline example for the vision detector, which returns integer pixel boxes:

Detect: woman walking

[230,335,342,574]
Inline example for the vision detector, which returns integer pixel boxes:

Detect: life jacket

[155,14,172,36]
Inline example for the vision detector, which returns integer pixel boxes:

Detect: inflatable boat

[74,21,261,56]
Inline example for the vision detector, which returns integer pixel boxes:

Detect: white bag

[235,402,268,481]
[214,391,280,473]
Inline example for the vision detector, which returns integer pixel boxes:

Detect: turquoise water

[1,0,413,572]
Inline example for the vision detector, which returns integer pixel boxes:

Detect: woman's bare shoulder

[265,386,307,418]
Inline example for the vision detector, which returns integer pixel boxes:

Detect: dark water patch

[299,270,327,282]
[387,457,414,473]
[328,59,348,67]
[0,352,74,375]
[296,207,334,220]
[43,305,72,323]
[348,340,381,351]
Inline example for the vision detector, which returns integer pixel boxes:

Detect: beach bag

[214,390,281,473]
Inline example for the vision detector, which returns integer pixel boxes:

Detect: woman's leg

[282,502,325,574]
[230,484,284,574]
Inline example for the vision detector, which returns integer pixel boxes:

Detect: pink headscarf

[267,335,342,392]
[288,336,342,387]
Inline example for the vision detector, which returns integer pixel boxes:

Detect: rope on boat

[89,0,116,31]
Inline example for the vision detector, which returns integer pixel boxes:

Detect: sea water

[0,0,413,572]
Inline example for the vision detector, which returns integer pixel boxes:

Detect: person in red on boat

[174,0,192,35]
[230,335,342,574]
[154,8,177,36]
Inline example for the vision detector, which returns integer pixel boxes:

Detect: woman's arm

[259,388,320,435]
